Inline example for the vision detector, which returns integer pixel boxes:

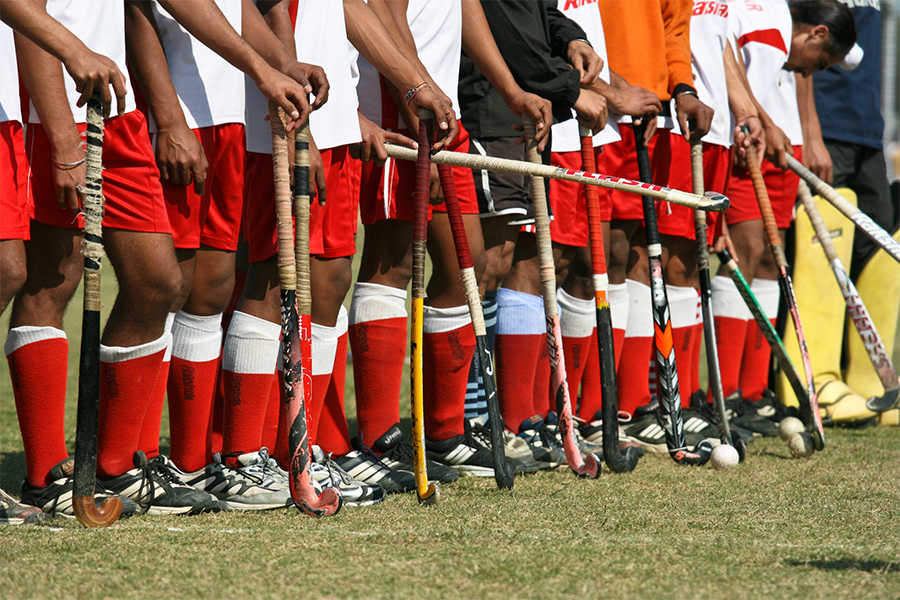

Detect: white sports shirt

[0,23,21,124]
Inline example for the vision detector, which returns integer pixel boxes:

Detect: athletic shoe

[425,425,496,477]
[370,424,460,484]
[336,443,417,494]
[310,446,385,507]
[751,389,795,422]
[580,411,646,459]
[544,411,602,458]
[467,420,542,474]
[680,406,721,447]
[19,456,139,520]
[722,390,780,437]
[101,452,221,516]
[620,410,669,454]
[1,488,47,525]
[516,415,564,469]
[692,397,756,448]
[177,450,292,511]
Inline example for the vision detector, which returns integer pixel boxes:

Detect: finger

[384,130,417,148]
[57,184,67,210]
[75,85,91,110]
[114,73,128,117]
[360,141,372,164]
[349,143,360,160]
[193,164,207,196]
[158,160,170,183]
[315,167,326,206]
[570,53,585,82]
[67,185,80,213]
[311,74,329,108]
[99,80,113,119]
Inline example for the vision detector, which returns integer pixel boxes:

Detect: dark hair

[788,0,858,58]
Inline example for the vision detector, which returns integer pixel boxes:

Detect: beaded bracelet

[405,82,429,104]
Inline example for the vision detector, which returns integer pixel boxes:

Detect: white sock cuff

[667,285,699,329]
[312,322,339,376]
[337,305,348,336]
[424,304,472,334]
[711,275,752,321]
[223,311,281,374]
[609,283,629,331]
[171,311,223,362]
[101,333,169,364]
[165,312,176,332]
[558,288,596,338]
[349,282,407,324]
[624,279,653,338]
[751,278,780,320]
[4,326,67,356]
[496,288,545,335]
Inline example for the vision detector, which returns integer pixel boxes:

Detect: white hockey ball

[777,416,806,441]
[787,431,815,458]
[710,444,740,469]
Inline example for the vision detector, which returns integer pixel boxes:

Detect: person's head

[786,0,857,77]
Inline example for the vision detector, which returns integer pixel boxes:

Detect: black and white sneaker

[19,456,138,520]
[177,450,292,511]
[371,424,460,484]
[426,428,496,477]
[543,411,602,459]
[516,415,564,470]
[579,411,646,459]
[1,487,47,525]
[721,390,780,437]
[467,420,541,474]
[310,446,385,506]
[335,443,417,494]
[622,402,718,453]
[101,452,221,516]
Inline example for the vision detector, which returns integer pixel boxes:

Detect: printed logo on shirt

[836,0,879,9]
[563,0,597,10]
[693,0,728,16]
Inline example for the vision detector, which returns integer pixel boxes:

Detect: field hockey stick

[797,181,899,412]
[716,247,810,405]
[435,162,515,490]
[270,104,341,516]
[411,108,439,505]
[73,93,123,528]
[524,119,601,479]
[385,145,729,212]
[690,142,744,461]
[579,126,640,474]
[634,123,712,465]
[742,128,824,450]
[787,155,900,265]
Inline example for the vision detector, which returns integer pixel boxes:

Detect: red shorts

[28,110,170,233]
[243,145,361,262]
[725,145,802,229]
[658,135,731,243]
[604,125,672,222]
[548,147,613,247]
[1,121,32,240]
[160,123,244,251]
[359,120,477,225]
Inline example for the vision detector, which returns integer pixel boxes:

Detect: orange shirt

[598,0,694,101]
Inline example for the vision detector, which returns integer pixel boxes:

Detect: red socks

[711,275,751,398]
[740,278,779,400]
[558,288,595,418]
[138,312,175,460]
[310,306,352,455]
[423,304,475,441]
[617,280,654,414]
[668,285,699,408]
[5,327,70,488]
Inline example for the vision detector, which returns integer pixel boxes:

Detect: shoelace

[219,452,267,486]
[133,457,182,511]
[321,457,355,487]
[355,443,393,474]
[467,424,494,450]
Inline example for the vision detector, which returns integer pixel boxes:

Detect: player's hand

[408,85,457,151]
[763,123,793,171]
[573,88,608,134]
[732,116,765,169]
[632,114,658,145]
[608,84,661,124]
[52,137,87,213]
[567,40,602,85]
[676,93,714,142]
[351,113,417,166]
[156,122,208,196]
[803,136,833,184]
[283,61,329,111]
[67,49,128,119]
[505,91,552,151]
[255,68,314,132]
[428,163,443,205]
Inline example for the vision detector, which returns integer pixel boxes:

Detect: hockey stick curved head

[571,453,602,479]
[671,440,713,466]
[417,482,440,506]
[605,445,641,474]
[702,192,730,212]
[73,495,123,528]
[296,488,342,517]
[495,458,516,491]
[730,434,747,463]
[866,388,900,413]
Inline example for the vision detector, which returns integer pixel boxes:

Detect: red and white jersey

[0,23,21,124]
[728,0,802,144]
[358,0,462,129]
[28,0,136,125]
[671,0,732,147]
[150,0,245,131]
[551,0,620,153]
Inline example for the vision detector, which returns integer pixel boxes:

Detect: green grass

[2,254,900,600]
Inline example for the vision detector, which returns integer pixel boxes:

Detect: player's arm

[0,0,126,117]
[125,1,207,195]
[795,73,832,183]
[723,39,764,166]
[662,0,713,141]
[353,0,457,150]
[590,71,662,143]
[460,0,552,150]
[154,0,315,130]
[546,4,602,85]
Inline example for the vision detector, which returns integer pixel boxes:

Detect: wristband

[405,82,429,104]
[570,38,593,49]
[673,83,698,101]
[51,155,87,170]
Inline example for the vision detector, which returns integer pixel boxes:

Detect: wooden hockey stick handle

[294,124,312,316]
[270,102,297,292]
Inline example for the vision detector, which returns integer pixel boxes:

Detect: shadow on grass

[786,558,900,573]
[0,450,26,493]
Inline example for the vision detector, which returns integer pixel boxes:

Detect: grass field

[1,255,899,600]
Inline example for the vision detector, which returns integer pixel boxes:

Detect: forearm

[1,0,90,68]
[345,0,423,92]
[125,2,186,131]
[724,42,757,122]
[796,74,823,146]
[460,0,525,107]
[257,0,295,59]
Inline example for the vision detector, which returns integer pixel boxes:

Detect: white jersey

[728,0,802,145]
[150,0,245,131]
[358,0,462,128]
[551,0,620,153]
[670,0,732,147]
[28,0,136,125]
[0,23,21,124]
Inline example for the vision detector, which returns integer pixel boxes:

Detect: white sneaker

[178,450,292,511]
[310,446,386,506]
